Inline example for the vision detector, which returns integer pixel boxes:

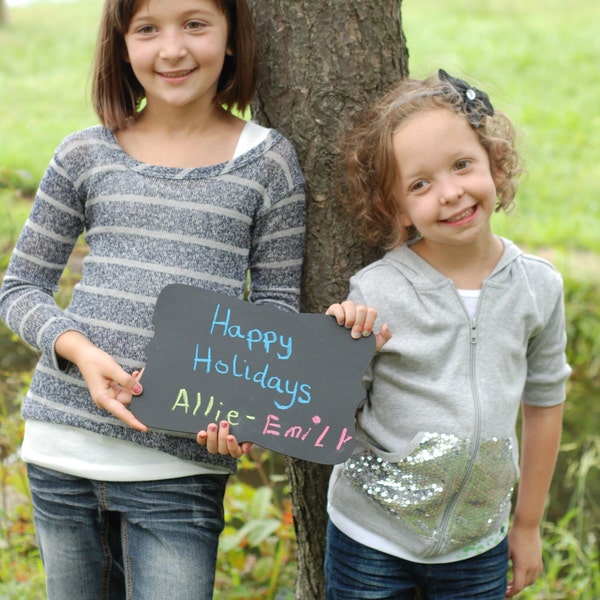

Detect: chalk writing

[192,345,311,410]
[171,388,257,426]
[210,303,293,359]
[134,284,375,464]
[262,413,354,453]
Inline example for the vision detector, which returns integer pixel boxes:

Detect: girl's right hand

[326,301,392,351]
[55,331,148,432]
[197,421,253,458]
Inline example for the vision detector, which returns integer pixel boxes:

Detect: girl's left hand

[197,421,253,458]
[326,300,392,351]
[506,523,543,597]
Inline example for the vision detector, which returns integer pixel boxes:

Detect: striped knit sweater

[0,125,305,472]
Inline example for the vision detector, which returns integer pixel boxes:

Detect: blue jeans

[325,521,508,600]
[27,464,228,600]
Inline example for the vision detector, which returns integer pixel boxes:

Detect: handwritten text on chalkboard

[132,285,375,464]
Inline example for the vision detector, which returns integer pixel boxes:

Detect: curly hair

[337,74,523,249]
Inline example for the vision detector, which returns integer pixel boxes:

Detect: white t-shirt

[457,288,481,318]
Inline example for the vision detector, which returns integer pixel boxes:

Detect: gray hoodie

[328,238,570,561]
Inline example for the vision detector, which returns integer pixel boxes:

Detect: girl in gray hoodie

[325,70,570,599]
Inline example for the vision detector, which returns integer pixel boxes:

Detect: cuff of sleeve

[38,317,87,371]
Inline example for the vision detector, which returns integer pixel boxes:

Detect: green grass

[0,1,101,181]
[403,0,600,255]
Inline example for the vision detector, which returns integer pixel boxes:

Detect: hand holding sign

[197,421,253,458]
[131,285,375,464]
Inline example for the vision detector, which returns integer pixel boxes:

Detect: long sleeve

[0,152,87,364]
[0,125,306,469]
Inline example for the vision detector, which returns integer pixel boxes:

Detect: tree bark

[249,2,408,597]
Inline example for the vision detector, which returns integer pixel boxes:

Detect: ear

[392,187,413,228]
[398,210,413,228]
[488,146,507,191]
[492,165,506,191]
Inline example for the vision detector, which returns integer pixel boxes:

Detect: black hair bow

[438,69,494,127]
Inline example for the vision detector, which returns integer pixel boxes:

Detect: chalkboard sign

[131,284,375,464]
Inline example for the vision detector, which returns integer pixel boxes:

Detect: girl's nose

[439,177,464,205]
[159,32,187,61]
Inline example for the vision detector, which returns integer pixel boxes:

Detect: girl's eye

[185,20,207,31]
[455,159,471,171]
[409,180,428,193]
[136,24,157,34]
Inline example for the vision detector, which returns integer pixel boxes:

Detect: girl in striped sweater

[0,0,305,598]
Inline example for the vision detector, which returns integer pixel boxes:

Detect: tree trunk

[249,2,409,597]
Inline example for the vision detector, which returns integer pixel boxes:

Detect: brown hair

[91,0,257,130]
[338,74,523,249]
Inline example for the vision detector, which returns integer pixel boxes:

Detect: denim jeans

[27,464,228,600]
[325,520,509,600]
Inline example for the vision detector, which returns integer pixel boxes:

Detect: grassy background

[0,1,101,181]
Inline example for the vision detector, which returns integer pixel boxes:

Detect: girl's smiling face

[124,0,231,112]
[392,108,500,249]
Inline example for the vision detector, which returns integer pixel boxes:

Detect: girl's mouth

[443,205,478,225]
[159,68,197,79]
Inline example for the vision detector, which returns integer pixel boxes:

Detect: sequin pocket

[343,432,516,549]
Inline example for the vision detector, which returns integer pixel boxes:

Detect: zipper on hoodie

[428,289,484,557]
[470,320,478,344]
